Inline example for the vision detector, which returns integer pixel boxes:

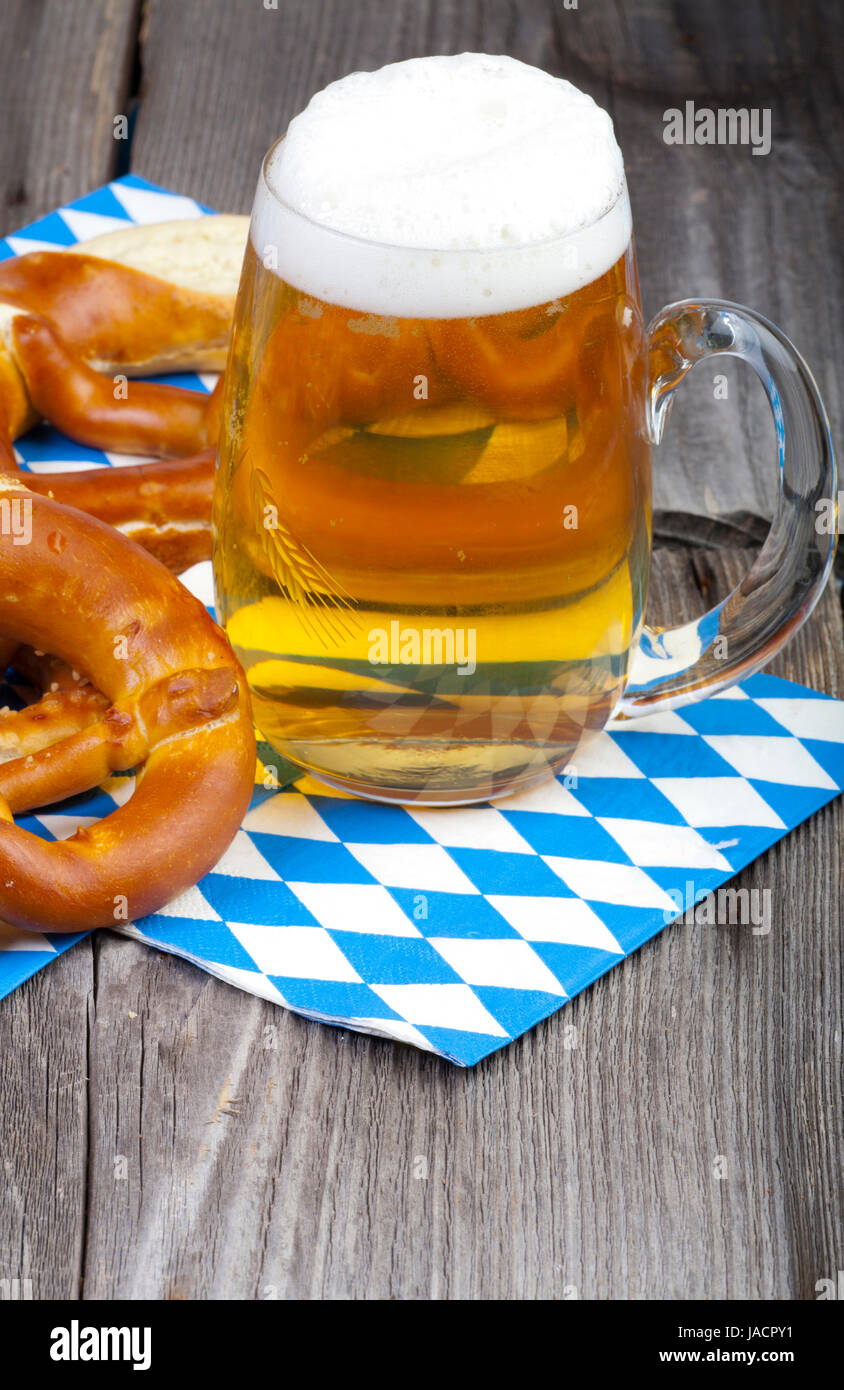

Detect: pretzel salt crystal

[0,475,255,934]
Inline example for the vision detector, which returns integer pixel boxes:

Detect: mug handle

[617,298,837,715]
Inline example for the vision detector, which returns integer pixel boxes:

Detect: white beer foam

[253,54,631,317]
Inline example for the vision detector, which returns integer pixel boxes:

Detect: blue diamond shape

[579,902,667,954]
[508,813,635,862]
[328,932,463,985]
[135,918,262,970]
[471,986,566,1039]
[60,184,133,221]
[609,731,737,779]
[444,847,578,894]
[308,796,434,844]
[687,823,785,871]
[267,977,404,1020]
[745,781,837,830]
[387,888,521,938]
[560,778,687,823]
[801,738,844,790]
[17,812,58,842]
[12,210,77,246]
[412,1025,506,1065]
[0,949,77,996]
[641,864,733,907]
[742,673,830,700]
[198,873,318,926]
[669,699,790,738]
[249,834,377,883]
[526,941,627,995]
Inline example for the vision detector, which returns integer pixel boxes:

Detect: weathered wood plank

[0,0,140,1305]
[1,0,840,1303]
[0,944,93,1301]
[131,0,842,529]
[78,550,843,1299]
[0,0,140,236]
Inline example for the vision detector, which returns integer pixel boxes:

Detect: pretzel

[0,215,248,564]
[0,473,255,934]
[0,215,248,376]
[23,446,216,573]
[0,216,260,932]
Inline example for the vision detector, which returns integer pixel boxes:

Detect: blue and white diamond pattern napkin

[1,180,842,1065]
[119,675,844,1064]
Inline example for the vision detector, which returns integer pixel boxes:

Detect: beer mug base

[267,737,588,807]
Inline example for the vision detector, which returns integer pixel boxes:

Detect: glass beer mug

[214,55,836,806]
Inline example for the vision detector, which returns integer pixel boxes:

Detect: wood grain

[0,0,140,236]
[0,0,841,1302]
[0,943,92,1300]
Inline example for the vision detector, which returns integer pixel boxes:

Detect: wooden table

[0,0,840,1300]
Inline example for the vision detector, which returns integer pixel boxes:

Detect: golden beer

[213,53,655,802]
[214,238,650,801]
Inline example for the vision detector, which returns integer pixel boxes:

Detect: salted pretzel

[0,473,255,934]
[0,215,263,934]
[0,214,249,568]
